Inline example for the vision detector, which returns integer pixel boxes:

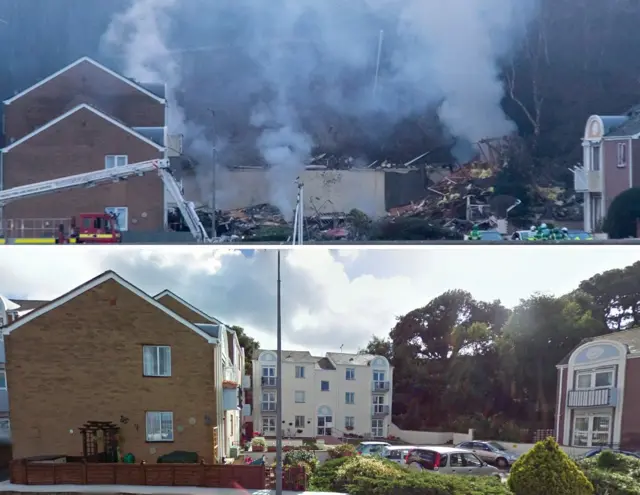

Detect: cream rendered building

[252,350,393,439]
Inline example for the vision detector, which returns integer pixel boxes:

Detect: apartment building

[0,56,183,237]
[575,109,640,233]
[555,329,640,449]
[251,350,393,440]
[3,271,245,461]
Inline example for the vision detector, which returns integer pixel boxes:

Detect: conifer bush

[507,437,593,495]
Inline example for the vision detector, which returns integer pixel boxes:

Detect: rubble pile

[214,159,583,241]
[217,204,289,239]
[386,161,499,230]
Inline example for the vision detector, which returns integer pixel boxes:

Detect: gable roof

[3,56,166,105]
[1,103,165,153]
[153,290,222,325]
[2,270,217,343]
[557,328,640,366]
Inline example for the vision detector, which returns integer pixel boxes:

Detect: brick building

[3,271,244,462]
[0,56,179,237]
[555,329,640,449]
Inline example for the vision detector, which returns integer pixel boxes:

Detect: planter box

[252,445,265,452]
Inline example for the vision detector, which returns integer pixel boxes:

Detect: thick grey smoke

[101,0,535,217]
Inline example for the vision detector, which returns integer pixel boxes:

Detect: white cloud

[0,246,638,356]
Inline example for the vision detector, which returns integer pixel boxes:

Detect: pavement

[0,482,345,495]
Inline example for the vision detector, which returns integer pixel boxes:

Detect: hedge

[307,455,509,495]
[578,451,640,495]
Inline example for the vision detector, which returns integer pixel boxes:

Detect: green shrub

[334,455,404,489]
[328,443,357,459]
[582,468,640,495]
[508,437,593,495]
[284,448,318,472]
[308,457,350,491]
[578,452,640,495]
[603,187,640,238]
[347,471,511,495]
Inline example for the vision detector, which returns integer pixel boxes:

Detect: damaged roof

[557,328,640,365]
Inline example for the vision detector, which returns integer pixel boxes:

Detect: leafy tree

[603,188,640,239]
[231,325,259,375]
[579,261,640,330]
[359,336,392,360]
[499,293,604,425]
[388,290,508,428]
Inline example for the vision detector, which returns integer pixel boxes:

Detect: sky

[0,246,639,357]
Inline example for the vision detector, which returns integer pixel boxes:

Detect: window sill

[617,163,627,168]
[146,439,175,443]
[143,374,172,378]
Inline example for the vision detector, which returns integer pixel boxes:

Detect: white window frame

[591,145,600,171]
[345,392,355,405]
[262,417,276,435]
[262,366,276,386]
[575,368,614,390]
[262,390,276,412]
[146,411,174,442]
[373,370,386,382]
[0,370,6,390]
[572,413,612,447]
[294,391,305,403]
[320,380,330,392]
[105,207,129,232]
[345,416,355,429]
[373,395,386,414]
[617,142,627,168]
[295,415,305,428]
[143,345,172,377]
[295,365,305,378]
[105,155,128,169]
[372,418,384,438]
[345,368,355,380]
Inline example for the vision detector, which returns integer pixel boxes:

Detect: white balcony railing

[572,166,602,193]
[567,388,618,408]
[223,366,240,385]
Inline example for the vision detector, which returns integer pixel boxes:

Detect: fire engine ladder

[0,159,210,243]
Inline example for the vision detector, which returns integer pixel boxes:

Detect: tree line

[361,261,640,440]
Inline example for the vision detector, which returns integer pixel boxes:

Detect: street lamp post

[275,251,283,495]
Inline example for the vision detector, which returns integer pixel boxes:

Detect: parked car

[381,445,417,465]
[582,448,640,459]
[455,441,519,469]
[405,446,501,477]
[355,441,391,456]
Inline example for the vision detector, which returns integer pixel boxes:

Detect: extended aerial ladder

[0,159,211,243]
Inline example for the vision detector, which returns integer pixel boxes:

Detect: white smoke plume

[101,0,536,218]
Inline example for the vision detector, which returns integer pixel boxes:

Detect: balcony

[372,381,390,393]
[261,402,277,413]
[567,387,618,408]
[222,387,241,411]
[371,405,390,418]
[223,366,240,388]
[572,166,602,193]
[242,374,251,389]
[261,376,277,388]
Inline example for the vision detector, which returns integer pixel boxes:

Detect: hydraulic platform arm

[0,159,211,243]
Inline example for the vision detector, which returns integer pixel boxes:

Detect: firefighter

[540,223,551,240]
[560,227,570,240]
[528,225,538,241]
[468,224,482,241]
